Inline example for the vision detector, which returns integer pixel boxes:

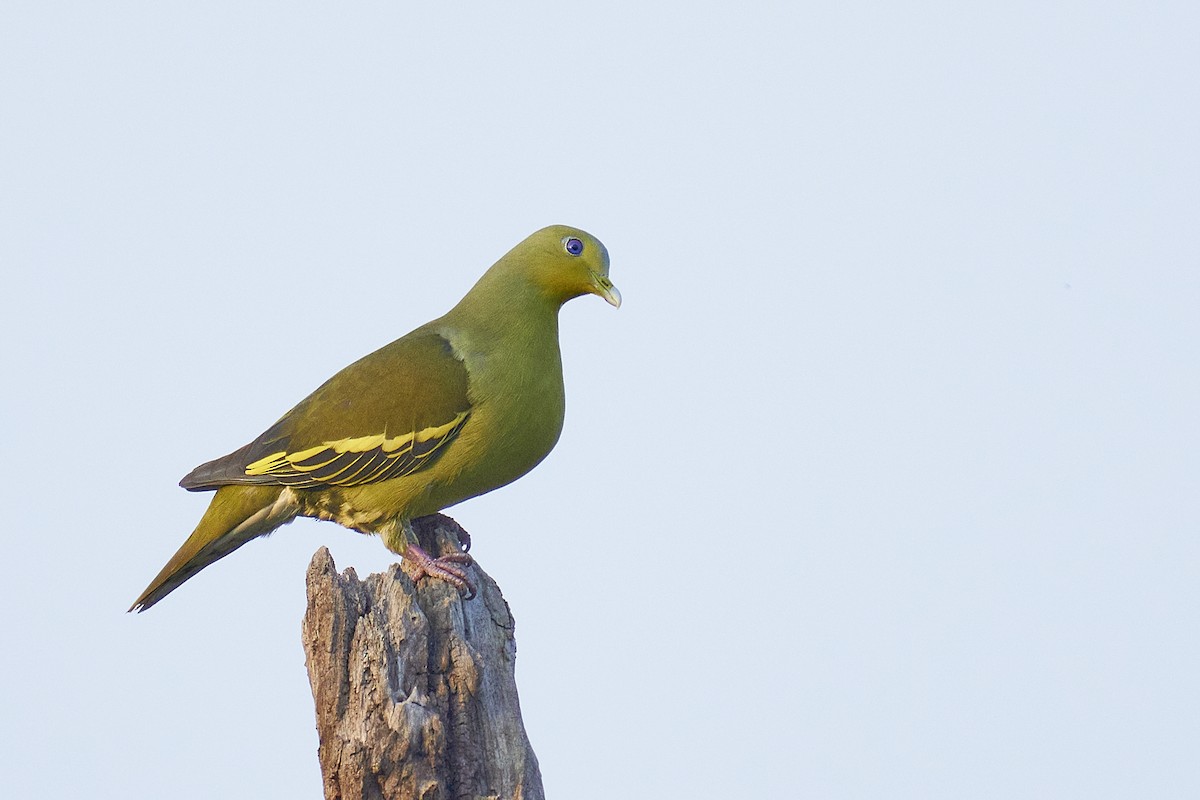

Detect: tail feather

[130,485,297,612]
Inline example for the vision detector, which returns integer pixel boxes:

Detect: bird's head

[509,225,621,309]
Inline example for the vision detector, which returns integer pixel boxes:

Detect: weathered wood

[302,514,544,800]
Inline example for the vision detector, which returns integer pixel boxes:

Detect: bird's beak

[591,273,622,308]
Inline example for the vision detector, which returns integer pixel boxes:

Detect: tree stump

[302,514,544,800]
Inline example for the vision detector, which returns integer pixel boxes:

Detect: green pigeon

[131,225,619,612]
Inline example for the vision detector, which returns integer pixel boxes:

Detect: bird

[130,225,619,612]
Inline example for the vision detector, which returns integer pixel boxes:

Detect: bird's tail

[129,485,297,612]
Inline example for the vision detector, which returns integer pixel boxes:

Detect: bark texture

[302,514,543,800]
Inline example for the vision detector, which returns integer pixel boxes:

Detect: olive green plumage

[131,225,619,612]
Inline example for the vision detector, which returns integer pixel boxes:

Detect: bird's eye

[563,237,585,256]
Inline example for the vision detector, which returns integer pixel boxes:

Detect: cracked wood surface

[302,514,544,800]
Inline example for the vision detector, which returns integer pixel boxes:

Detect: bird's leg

[403,544,476,600]
[387,519,476,599]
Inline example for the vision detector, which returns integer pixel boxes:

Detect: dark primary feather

[179,441,269,490]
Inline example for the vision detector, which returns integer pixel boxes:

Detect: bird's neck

[448,267,563,346]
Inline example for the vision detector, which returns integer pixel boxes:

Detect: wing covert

[180,328,472,491]
[242,411,469,488]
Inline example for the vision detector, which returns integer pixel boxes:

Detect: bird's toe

[403,544,477,599]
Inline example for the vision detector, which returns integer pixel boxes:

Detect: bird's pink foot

[403,544,476,599]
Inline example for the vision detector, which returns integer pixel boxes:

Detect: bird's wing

[180,328,472,491]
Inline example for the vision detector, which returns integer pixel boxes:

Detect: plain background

[2,2,1197,797]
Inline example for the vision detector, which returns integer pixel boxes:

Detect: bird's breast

[420,322,567,512]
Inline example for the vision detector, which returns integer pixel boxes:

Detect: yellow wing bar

[243,411,470,488]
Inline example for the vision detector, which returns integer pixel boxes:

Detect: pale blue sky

[2,2,1198,798]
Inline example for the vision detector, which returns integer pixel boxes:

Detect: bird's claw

[403,544,477,600]
[454,527,471,553]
